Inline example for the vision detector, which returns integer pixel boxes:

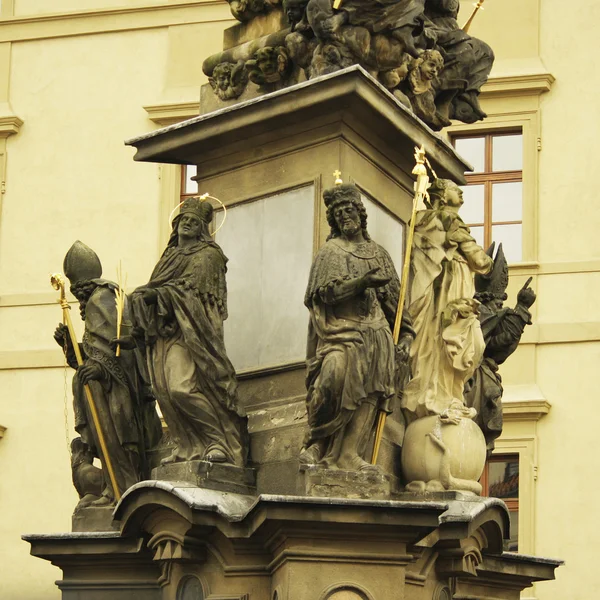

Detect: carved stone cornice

[0,113,24,138]
[481,72,555,98]
[143,101,200,127]
[502,385,551,422]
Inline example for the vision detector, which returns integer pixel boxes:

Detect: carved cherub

[246,46,293,85]
[209,61,249,101]
[399,49,450,130]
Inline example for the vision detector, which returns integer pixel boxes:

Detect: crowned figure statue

[301,182,414,472]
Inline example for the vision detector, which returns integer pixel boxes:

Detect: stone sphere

[401,415,486,490]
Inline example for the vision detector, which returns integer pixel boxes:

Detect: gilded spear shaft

[371,145,431,465]
[51,273,122,501]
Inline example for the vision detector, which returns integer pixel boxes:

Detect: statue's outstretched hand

[362,267,392,289]
[517,277,536,308]
[78,362,104,385]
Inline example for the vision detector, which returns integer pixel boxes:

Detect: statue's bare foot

[90,495,115,507]
[160,447,182,465]
[205,449,227,463]
[75,493,100,510]
[337,454,381,474]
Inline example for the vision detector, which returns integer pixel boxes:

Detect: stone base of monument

[24,481,562,599]
[301,465,400,499]
[152,460,257,495]
[72,505,119,533]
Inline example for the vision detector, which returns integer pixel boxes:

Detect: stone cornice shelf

[502,385,551,422]
[0,113,24,138]
[481,72,555,98]
[143,101,200,127]
[0,424,6,438]
[127,65,471,184]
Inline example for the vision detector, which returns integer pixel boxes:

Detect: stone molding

[0,113,23,138]
[481,72,555,98]
[0,424,6,438]
[25,485,561,599]
[0,1,232,43]
[144,101,200,127]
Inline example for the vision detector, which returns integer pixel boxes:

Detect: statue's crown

[63,241,102,284]
[178,197,214,223]
[323,183,362,209]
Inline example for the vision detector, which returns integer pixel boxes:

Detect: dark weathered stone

[126,66,471,185]
[301,466,399,498]
[201,0,494,130]
[152,460,257,495]
[72,506,119,533]
[54,241,163,512]
[300,182,415,473]
[466,243,536,453]
[130,198,250,469]
[24,485,562,599]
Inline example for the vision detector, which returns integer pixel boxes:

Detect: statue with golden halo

[128,197,248,468]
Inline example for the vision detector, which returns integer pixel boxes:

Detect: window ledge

[502,385,551,422]
[143,101,200,127]
[0,425,6,438]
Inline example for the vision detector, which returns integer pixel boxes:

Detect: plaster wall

[0,1,597,599]
[13,0,174,17]
[0,11,231,598]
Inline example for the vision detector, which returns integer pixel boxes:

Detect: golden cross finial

[333,170,343,185]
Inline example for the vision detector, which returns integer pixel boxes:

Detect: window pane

[455,136,485,173]
[488,457,519,499]
[460,184,485,224]
[491,224,522,263]
[492,182,522,222]
[492,134,523,172]
[184,164,198,194]
[362,196,404,272]
[468,225,485,248]
[216,186,314,371]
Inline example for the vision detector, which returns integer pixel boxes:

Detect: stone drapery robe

[72,281,162,501]
[131,241,247,467]
[304,237,413,465]
[402,208,493,418]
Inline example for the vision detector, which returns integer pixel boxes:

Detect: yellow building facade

[0,0,597,598]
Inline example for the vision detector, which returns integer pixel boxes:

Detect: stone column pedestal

[24,482,561,600]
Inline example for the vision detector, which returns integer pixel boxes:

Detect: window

[180,164,198,203]
[453,132,523,263]
[480,454,519,551]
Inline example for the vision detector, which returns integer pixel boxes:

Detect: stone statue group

[55,178,535,509]
[205,0,494,131]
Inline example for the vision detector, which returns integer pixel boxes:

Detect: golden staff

[371,145,431,465]
[50,273,122,500]
[462,0,486,33]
